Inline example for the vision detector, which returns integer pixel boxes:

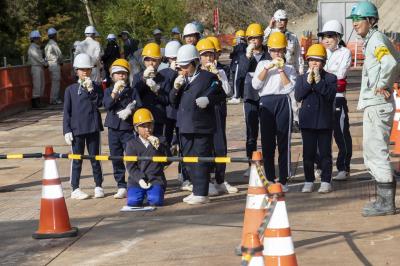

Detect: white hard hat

[107,34,116,40]
[47,28,57,36]
[171,27,180,34]
[318,20,344,36]
[73,53,93,69]
[84,25,96,34]
[153,29,162,35]
[274,9,288,20]
[165,40,182,58]
[30,30,41,39]
[176,44,199,66]
[183,23,200,37]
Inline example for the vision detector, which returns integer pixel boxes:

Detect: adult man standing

[45,28,63,104]
[264,9,304,132]
[28,30,48,108]
[74,26,102,83]
[347,1,400,216]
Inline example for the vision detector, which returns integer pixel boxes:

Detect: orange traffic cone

[241,233,264,266]
[241,151,268,245]
[262,183,297,266]
[32,146,78,239]
[390,89,400,144]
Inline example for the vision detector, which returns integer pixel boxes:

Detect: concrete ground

[1,68,400,266]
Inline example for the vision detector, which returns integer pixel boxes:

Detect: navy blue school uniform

[125,137,171,206]
[170,68,226,196]
[63,82,104,190]
[103,84,137,189]
[230,43,247,99]
[213,64,229,184]
[236,47,271,158]
[294,70,337,183]
[131,71,171,137]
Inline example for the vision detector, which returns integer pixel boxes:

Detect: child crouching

[125,108,171,206]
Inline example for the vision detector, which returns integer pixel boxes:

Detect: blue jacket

[63,82,104,136]
[159,67,178,120]
[103,85,137,131]
[132,71,171,124]
[169,69,226,134]
[126,137,171,188]
[294,70,337,129]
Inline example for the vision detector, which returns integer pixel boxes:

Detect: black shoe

[362,181,396,217]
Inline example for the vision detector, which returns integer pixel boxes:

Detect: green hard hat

[346,1,379,19]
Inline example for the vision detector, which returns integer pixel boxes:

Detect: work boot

[362,181,396,217]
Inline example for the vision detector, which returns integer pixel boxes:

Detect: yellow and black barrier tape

[0,153,43,159]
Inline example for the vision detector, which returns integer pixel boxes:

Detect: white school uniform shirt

[252,60,297,96]
[218,69,232,97]
[139,136,150,148]
[324,46,352,80]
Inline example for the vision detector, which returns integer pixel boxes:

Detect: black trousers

[108,128,134,188]
[244,100,259,159]
[333,97,352,172]
[213,103,227,184]
[71,132,103,190]
[259,95,292,184]
[180,133,213,196]
[302,129,333,183]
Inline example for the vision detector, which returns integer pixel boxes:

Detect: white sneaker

[114,188,127,199]
[227,98,241,104]
[244,168,250,177]
[180,180,193,192]
[183,193,194,203]
[208,182,219,196]
[333,171,349,181]
[302,182,314,193]
[185,195,210,205]
[318,182,332,193]
[71,188,90,200]
[94,187,105,198]
[281,183,289,193]
[215,181,239,194]
[315,169,322,179]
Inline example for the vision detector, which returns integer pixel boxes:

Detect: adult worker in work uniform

[101,34,120,87]
[317,20,353,181]
[196,38,238,195]
[28,30,48,108]
[170,44,225,205]
[132,43,171,137]
[229,30,247,104]
[182,23,201,46]
[75,26,103,84]
[264,9,304,132]
[45,28,63,105]
[347,1,400,216]
[103,59,137,199]
[236,23,271,176]
[252,32,297,193]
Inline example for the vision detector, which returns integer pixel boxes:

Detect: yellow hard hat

[267,32,287,49]
[232,38,237,46]
[110,58,130,73]
[141,43,161,59]
[235,30,245,38]
[306,44,327,60]
[246,23,263,38]
[207,36,222,52]
[196,38,215,54]
[133,108,154,125]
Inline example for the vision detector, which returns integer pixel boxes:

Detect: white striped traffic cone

[262,183,298,266]
[32,146,78,239]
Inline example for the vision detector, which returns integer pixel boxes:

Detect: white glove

[64,132,73,145]
[206,63,219,75]
[313,67,321,84]
[148,135,160,150]
[273,58,285,69]
[146,78,160,93]
[264,61,275,70]
[170,60,177,71]
[246,43,255,59]
[138,179,152,189]
[307,70,314,84]
[174,75,185,90]
[117,108,132,120]
[195,97,209,109]
[112,80,125,94]
[82,77,94,92]
[126,100,136,111]
[143,66,156,79]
